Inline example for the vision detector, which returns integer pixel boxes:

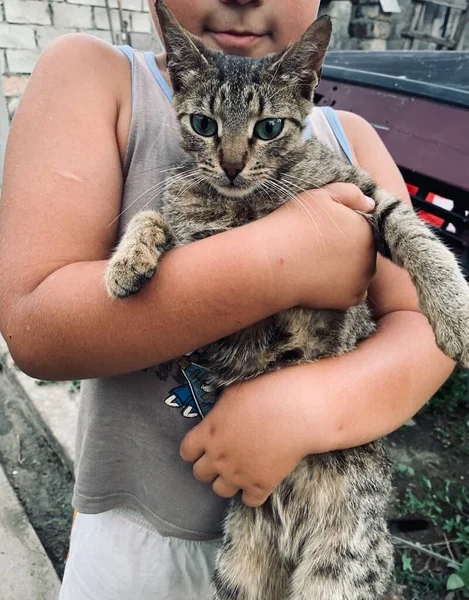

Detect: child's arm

[180,111,455,508]
[0,35,375,380]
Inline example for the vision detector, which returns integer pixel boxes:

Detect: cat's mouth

[212,179,259,198]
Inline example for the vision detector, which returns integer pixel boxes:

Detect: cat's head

[155,0,331,198]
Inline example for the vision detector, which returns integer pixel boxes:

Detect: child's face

[152,0,320,59]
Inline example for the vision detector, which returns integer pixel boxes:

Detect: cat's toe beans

[105,259,156,299]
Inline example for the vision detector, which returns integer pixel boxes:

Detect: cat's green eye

[253,118,284,141]
[190,114,218,137]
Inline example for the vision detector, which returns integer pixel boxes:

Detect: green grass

[428,369,469,457]
[393,369,469,599]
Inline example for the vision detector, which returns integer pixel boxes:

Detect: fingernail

[366,197,375,210]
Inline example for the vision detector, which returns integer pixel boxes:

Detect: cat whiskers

[173,173,206,204]
[139,169,204,214]
[257,181,277,207]
[131,162,187,178]
[108,168,200,226]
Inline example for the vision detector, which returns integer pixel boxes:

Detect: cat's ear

[266,16,332,99]
[154,0,212,92]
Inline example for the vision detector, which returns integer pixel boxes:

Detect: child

[0,0,454,598]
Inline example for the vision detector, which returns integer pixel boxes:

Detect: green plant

[447,558,469,596]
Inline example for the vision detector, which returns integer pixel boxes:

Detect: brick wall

[0,0,161,120]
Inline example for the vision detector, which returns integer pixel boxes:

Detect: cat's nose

[221,161,245,182]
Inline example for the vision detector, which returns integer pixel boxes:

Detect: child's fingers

[321,183,375,212]
[180,426,205,462]
[192,454,218,483]
[241,488,271,508]
[212,476,239,499]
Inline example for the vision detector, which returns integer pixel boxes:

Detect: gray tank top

[72,46,354,541]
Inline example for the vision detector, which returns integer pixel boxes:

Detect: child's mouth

[210,31,263,50]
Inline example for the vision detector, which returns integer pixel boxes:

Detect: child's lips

[211,31,264,49]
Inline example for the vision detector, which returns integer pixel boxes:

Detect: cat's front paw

[105,252,158,299]
[105,210,173,299]
[434,311,469,368]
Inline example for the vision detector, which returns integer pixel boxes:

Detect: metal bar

[411,197,469,229]
[399,167,469,201]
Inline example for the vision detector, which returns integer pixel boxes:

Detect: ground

[0,370,74,580]
[389,368,469,599]
[0,366,467,596]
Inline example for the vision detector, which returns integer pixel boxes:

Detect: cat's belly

[200,303,374,389]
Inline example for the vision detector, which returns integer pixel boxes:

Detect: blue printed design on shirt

[164,355,216,419]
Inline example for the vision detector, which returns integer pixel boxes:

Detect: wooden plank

[401,29,457,46]
[454,6,469,45]
[409,0,467,10]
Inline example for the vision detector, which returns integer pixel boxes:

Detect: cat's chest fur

[161,178,273,245]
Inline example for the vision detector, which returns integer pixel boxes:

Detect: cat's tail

[369,187,469,368]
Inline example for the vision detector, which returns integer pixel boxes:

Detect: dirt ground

[388,369,469,599]
[0,364,467,596]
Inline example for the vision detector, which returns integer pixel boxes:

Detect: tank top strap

[116,45,179,182]
[319,106,354,164]
[305,106,354,165]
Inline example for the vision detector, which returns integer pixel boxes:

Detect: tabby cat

[105,2,469,598]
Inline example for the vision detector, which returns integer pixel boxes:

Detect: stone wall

[0,0,160,121]
[320,0,469,50]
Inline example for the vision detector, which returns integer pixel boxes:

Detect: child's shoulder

[24,33,131,129]
[20,33,132,164]
[33,32,129,88]
[335,109,403,176]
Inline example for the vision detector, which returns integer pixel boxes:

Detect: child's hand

[263,183,377,311]
[180,374,311,507]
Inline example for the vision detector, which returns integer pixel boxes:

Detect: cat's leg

[105,210,175,299]
[210,499,290,600]
[366,186,469,367]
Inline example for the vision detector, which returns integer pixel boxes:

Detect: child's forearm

[3,195,373,381]
[245,310,454,456]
